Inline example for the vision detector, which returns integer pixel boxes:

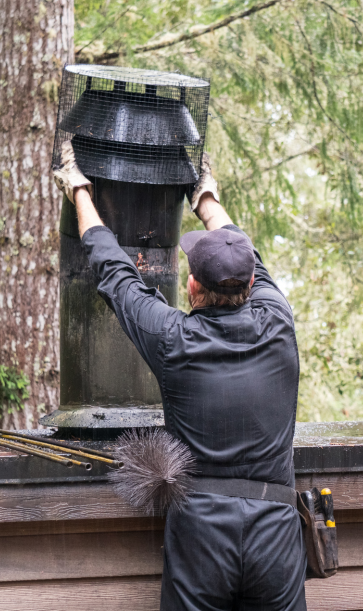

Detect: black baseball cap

[180,228,255,294]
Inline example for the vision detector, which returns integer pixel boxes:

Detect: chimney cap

[53,64,210,184]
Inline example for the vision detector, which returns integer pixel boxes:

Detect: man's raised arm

[74,186,103,238]
[190,154,233,230]
[197,194,233,231]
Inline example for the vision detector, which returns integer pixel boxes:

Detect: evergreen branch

[316,0,362,36]
[76,25,111,57]
[243,145,319,181]
[95,51,122,63]
[281,204,325,234]
[295,20,358,147]
[75,8,130,58]
[92,0,283,62]
[330,233,363,284]
[133,0,282,54]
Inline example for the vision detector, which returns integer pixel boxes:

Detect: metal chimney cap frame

[65,64,210,88]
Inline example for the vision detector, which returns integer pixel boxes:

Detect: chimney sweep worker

[54,142,307,611]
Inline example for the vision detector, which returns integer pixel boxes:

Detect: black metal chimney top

[53,65,210,185]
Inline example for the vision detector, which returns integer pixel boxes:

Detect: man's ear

[188,274,195,295]
[189,273,198,296]
[250,274,255,288]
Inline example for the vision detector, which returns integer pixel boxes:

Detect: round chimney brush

[108,428,196,515]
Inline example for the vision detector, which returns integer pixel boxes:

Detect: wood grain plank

[0,576,162,611]
[305,568,363,611]
[0,569,362,611]
[296,473,363,510]
[0,510,358,538]
[335,509,363,524]
[0,516,166,538]
[0,519,359,583]
[1,474,363,525]
[336,523,363,567]
[0,530,164,582]
[0,482,156,523]
[0,519,363,581]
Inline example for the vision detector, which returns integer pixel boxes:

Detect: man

[54,143,307,611]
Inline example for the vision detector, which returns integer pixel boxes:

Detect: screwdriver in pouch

[320,488,335,527]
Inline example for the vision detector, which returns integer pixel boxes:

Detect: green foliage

[265,204,363,423]
[0,365,29,415]
[74,0,363,421]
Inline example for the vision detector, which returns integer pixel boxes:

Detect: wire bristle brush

[108,428,197,515]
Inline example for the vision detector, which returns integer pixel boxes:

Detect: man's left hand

[53,140,93,204]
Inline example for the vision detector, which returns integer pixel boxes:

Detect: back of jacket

[83,224,299,487]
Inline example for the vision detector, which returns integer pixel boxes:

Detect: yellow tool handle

[321,488,335,527]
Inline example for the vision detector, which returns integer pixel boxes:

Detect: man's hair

[198,278,251,307]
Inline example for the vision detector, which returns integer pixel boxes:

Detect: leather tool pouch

[297,490,339,579]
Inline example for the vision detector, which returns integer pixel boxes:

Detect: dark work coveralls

[82,223,307,611]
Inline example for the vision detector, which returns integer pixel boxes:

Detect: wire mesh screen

[53,65,210,185]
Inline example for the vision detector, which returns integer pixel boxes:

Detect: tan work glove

[53,141,93,204]
[190,152,219,213]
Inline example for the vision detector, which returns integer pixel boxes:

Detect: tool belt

[190,477,338,580]
[297,488,339,579]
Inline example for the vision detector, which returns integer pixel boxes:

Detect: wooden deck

[0,472,362,610]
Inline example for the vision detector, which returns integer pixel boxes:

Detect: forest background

[1,0,363,426]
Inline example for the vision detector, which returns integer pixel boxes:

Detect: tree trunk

[0,0,74,429]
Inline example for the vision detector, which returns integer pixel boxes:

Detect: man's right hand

[53,141,93,204]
